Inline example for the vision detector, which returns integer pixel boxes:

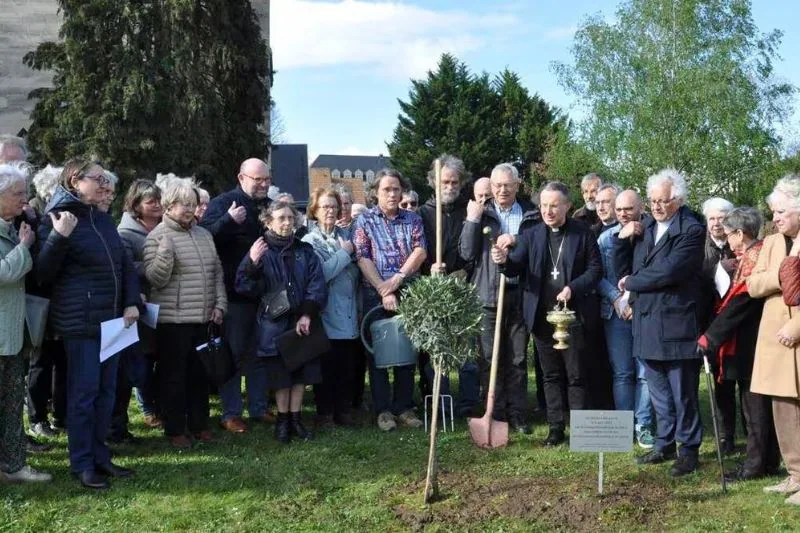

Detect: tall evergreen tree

[24,0,270,196]
[388,54,561,196]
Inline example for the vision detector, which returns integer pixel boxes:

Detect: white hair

[0,164,27,196]
[0,135,28,162]
[581,173,603,187]
[701,197,734,216]
[104,169,119,189]
[767,174,800,211]
[161,177,198,208]
[491,163,520,183]
[402,190,419,202]
[32,164,63,202]
[647,168,688,203]
[155,172,185,190]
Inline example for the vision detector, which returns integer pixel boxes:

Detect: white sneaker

[3,465,53,483]
[377,411,397,432]
[764,476,800,494]
[397,410,423,428]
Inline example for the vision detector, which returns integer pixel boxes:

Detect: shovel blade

[468,415,509,449]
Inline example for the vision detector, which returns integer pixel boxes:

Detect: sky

[269,0,800,165]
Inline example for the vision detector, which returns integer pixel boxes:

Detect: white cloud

[271,0,519,79]
[543,25,577,41]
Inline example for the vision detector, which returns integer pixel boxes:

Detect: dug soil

[392,471,672,532]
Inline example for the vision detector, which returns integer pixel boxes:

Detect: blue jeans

[641,358,703,455]
[218,302,269,420]
[604,315,652,428]
[133,350,158,417]
[64,338,118,473]
[423,361,480,415]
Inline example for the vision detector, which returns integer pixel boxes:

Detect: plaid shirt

[495,200,523,236]
[353,207,427,282]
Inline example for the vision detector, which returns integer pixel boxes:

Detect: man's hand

[618,221,643,239]
[556,286,572,303]
[378,274,403,297]
[496,234,516,250]
[249,237,268,264]
[612,295,626,318]
[296,314,311,336]
[18,221,35,248]
[618,275,629,292]
[382,293,398,312]
[123,306,139,328]
[490,245,508,264]
[622,305,633,320]
[49,211,78,238]
[466,199,486,222]
[430,262,446,275]
[211,308,224,325]
[228,201,247,224]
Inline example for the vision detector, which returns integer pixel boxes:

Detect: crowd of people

[1,133,799,508]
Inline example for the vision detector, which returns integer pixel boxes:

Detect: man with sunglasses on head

[201,158,272,434]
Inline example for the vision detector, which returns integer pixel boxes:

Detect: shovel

[468,273,509,449]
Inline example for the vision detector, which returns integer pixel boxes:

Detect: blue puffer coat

[37,186,140,339]
[235,237,327,357]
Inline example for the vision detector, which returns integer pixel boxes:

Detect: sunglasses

[400,201,418,208]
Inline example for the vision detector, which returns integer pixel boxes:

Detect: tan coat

[747,233,800,398]
[143,216,227,324]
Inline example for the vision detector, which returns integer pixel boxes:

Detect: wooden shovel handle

[485,274,506,415]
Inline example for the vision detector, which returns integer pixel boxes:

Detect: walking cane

[701,349,727,493]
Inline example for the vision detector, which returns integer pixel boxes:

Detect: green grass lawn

[2,376,798,532]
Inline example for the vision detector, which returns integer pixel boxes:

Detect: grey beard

[585,201,596,211]
[441,190,460,205]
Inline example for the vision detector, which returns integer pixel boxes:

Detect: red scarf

[713,240,763,382]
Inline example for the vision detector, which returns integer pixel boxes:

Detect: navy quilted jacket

[36,186,140,339]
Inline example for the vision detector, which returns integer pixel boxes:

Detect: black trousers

[713,378,747,441]
[26,338,67,425]
[478,287,528,421]
[351,340,367,409]
[533,320,588,430]
[314,339,358,416]
[157,324,210,436]
[739,383,780,473]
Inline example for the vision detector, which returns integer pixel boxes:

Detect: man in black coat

[615,169,708,476]
[493,182,603,446]
[417,154,478,416]
[200,158,271,433]
[572,173,602,228]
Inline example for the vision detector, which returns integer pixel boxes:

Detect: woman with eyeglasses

[399,190,419,212]
[143,178,226,449]
[37,158,141,489]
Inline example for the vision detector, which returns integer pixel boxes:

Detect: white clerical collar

[711,236,726,248]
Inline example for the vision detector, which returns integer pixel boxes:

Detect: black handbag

[196,323,235,386]
[261,287,291,320]
[277,316,330,372]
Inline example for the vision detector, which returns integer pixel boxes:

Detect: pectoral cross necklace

[548,231,565,280]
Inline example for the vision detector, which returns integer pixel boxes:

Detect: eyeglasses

[400,202,418,208]
[318,205,338,211]
[649,197,675,207]
[241,173,270,185]
[83,173,110,186]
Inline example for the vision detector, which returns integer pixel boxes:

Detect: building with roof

[309,154,391,205]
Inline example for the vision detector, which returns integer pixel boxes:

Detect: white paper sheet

[714,262,731,298]
[141,303,160,329]
[100,318,139,363]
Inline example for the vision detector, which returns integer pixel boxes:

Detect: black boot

[290,411,313,441]
[275,413,291,444]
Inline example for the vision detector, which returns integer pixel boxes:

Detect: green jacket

[0,218,32,356]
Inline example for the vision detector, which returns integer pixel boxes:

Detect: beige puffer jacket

[143,216,227,324]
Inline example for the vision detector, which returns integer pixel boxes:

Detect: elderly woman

[698,207,779,481]
[333,185,356,238]
[747,175,800,505]
[0,164,51,483]
[96,170,118,214]
[235,201,326,443]
[353,169,427,431]
[144,178,226,448]
[399,190,419,212]
[37,158,140,489]
[302,187,360,428]
[110,180,164,442]
[195,186,210,221]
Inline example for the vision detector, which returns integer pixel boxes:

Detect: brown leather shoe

[143,415,163,429]
[193,430,213,443]
[169,435,192,449]
[219,417,248,433]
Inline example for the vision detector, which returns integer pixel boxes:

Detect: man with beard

[573,173,602,228]
[492,182,602,445]
[201,158,272,434]
[418,155,478,416]
[701,196,739,454]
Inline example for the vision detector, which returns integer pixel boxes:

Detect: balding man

[597,189,654,449]
[201,158,272,433]
[473,177,492,204]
